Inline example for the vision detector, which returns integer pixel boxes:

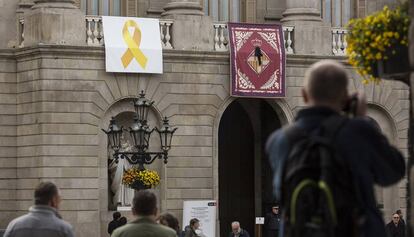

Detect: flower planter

[372,46,410,85]
[130,180,151,190]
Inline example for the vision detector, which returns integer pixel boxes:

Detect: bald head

[303,60,349,110]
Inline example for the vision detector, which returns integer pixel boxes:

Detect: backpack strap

[319,115,348,142]
[283,124,307,147]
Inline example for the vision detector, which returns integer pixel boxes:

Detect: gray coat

[4,205,74,237]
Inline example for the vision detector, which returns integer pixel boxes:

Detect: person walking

[266,60,405,237]
[111,190,176,237]
[3,182,74,237]
[184,218,201,237]
[396,210,405,226]
[108,212,122,235]
[386,213,405,237]
[157,212,181,236]
[264,205,280,237]
[229,221,250,237]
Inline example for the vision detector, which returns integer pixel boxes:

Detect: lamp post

[102,91,177,170]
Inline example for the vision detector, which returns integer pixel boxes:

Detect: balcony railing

[17,16,347,58]
[85,16,174,49]
[213,23,295,54]
[332,28,348,56]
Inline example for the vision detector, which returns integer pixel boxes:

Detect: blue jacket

[266,106,405,237]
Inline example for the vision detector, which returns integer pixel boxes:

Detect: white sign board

[255,217,265,225]
[183,200,217,237]
[102,16,163,74]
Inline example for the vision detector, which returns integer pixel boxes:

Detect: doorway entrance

[218,99,282,237]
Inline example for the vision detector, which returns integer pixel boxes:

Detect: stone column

[147,0,166,17]
[162,0,204,16]
[408,0,414,235]
[160,0,214,51]
[24,0,85,46]
[281,0,331,55]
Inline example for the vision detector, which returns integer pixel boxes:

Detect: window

[81,0,123,16]
[204,0,246,22]
[321,0,356,27]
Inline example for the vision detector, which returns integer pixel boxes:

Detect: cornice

[1,45,348,65]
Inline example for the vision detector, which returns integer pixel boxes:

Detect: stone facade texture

[0,0,410,237]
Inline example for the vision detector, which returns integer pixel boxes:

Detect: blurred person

[229,221,250,237]
[111,190,176,237]
[108,211,122,235]
[4,182,74,237]
[386,213,405,237]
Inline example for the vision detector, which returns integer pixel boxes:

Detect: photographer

[266,60,405,237]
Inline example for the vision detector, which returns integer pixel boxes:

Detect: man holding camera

[266,60,405,237]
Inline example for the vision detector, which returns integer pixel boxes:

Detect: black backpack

[281,115,362,237]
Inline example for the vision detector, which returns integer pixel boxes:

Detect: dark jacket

[228,228,250,237]
[108,219,120,235]
[4,205,74,237]
[184,228,199,237]
[266,107,405,237]
[265,212,280,231]
[386,221,405,237]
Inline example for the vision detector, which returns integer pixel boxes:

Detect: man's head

[231,221,241,234]
[113,211,121,220]
[392,213,400,225]
[272,205,279,215]
[396,209,403,218]
[190,218,200,230]
[34,182,61,209]
[303,60,349,111]
[132,190,157,217]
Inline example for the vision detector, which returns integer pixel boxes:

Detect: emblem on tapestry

[228,23,286,98]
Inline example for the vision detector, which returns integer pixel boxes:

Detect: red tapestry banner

[228,23,286,98]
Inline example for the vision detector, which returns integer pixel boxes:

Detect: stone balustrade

[282,26,294,54]
[332,28,348,56]
[86,16,104,46]
[159,20,173,49]
[18,18,24,48]
[213,23,295,54]
[213,23,228,51]
[85,16,174,49]
[17,16,347,57]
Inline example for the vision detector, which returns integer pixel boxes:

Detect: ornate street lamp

[102,91,177,170]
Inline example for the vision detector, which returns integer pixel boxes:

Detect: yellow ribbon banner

[121,20,148,69]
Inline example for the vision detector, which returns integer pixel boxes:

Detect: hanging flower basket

[130,180,151,190]
[122,167,161,190]
[371,45,410,83]
[346,3,410,84]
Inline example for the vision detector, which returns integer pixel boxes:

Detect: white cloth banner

[183,200,217,237]
[102,16,163,73]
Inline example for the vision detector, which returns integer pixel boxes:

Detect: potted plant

[122,167,161,190]
[346,3,410,84]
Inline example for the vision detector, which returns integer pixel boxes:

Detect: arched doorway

[218,99,282,237]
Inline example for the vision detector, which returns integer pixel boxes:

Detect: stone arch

[212,96,292,236]
[98,96,166,235]
[366,102,406,220]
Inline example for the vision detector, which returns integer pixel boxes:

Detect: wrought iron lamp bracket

[113,151,168,170]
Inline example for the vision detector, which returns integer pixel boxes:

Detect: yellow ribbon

[121,20,148,69]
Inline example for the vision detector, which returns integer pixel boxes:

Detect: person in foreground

[111,190,176,237]
[266,60,405,237]
[4,182,74,237]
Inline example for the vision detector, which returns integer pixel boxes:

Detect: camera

[343,95,358,117]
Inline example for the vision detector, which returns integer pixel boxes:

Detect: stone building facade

[0,0,410,237]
